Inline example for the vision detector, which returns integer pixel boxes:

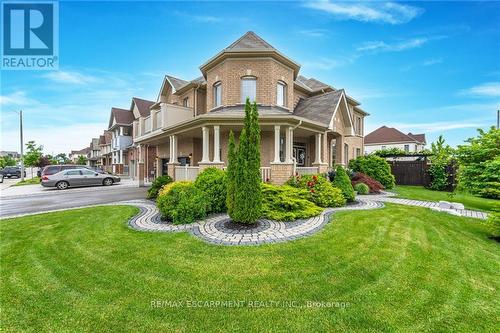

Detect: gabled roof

[293,89,354,134]
[70,147,90,156]
[407,133,426,144]
[199,31,301,79]
[166,75,189,91]
[365,126,426,145]
[226,31,276,51]
[108,107,134,129]
[132,97,155,117]
[296,75,331,92]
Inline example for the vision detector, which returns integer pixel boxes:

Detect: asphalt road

[0,185,148,218]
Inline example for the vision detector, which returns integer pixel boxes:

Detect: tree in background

[229,99,262,224]
[23,141,43,178]
[76,155,88,165]
[456,127,500,199]
[427,135,455,191]
[0,156,16,168]
[36,156,51,170]
[55,153,70,164]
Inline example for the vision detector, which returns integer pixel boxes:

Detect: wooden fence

[386,159,430,186]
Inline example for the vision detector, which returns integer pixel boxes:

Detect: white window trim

[277,81,286,107]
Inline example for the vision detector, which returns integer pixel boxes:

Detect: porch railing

[260,167,271,182]
[295,167,318,176]
[175,165,200,181]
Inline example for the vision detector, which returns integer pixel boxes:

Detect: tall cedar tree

[230,99,262,223]
[226,131,237,216]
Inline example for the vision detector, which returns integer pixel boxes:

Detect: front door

[293,146,306,166]
[161,158,169,175]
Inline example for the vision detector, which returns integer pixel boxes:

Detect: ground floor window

[356,148,361,158]
[293,143,306,166]
[404,144,410,153]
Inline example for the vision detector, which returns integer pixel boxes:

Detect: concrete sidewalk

[0,178,150,198]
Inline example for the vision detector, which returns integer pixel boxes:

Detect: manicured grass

[393,185,500,213]
[1,205,499,332]
[13,177,40,186]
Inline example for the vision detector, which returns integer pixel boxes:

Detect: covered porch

[135,116,349,185]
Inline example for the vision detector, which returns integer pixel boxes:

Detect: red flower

[313,175,318,181]
[310,189,315,193]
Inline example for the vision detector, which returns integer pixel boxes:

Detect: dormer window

[183,97,189,107]
[277,81,286,107]
[241,76,256,103]
[213,82,222,107]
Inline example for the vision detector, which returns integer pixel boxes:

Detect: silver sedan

[41,168,121,190]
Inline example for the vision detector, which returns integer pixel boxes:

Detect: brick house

[111,31,369,184]
[364,126,426,154]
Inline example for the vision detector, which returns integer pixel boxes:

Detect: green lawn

[13,177,41,186]
[1,205,499,332]
[393,185,500,213]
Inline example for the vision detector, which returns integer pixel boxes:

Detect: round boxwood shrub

[147,175,173,199]
[194,167,227,214]
[157,181,208,224]
[261,184,323,221]
[286,174,346,207]
[354,182,369,195]
[333,166,355,202]
[349,155,395,189]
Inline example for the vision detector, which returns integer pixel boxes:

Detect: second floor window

[277,81,286,106]
[356,117,362,135]
[183,97,189,107]
[241,77,256,103]
[213,82,222,107]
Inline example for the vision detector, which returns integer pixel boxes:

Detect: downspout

[194,84,201,117]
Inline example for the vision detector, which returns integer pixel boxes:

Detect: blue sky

[1,0,499,154]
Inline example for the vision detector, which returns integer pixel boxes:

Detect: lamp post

[13,110,25,181]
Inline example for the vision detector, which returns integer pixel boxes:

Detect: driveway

[0,185,148,218]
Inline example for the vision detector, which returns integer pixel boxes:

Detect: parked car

[0,166,26,178]
[39,164,99,179]
[41,168,120,190]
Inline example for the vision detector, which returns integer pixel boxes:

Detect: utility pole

[19,110,25,181]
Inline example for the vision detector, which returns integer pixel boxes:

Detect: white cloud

[422,58,443,66]
[392,120,488,132]
[462,82,500,97]
[42,70,98,84]
[357,37,428,52]
[297,29,328,37]
[304,1,424,25]
[0,91,39,106]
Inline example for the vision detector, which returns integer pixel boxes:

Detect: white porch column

[314,133,322,164]
[285,126,293,163]
[273,125,281,163]
[213,125,221,163]
[169,135,178,163]
[201,126,210,163]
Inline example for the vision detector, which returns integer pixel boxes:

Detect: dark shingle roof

[132,97,155,117]
[226,31,275,51]
[166,75,189,91]
[110,107,134,127]
[293,90,344,125]
[296,75,331,92]
[365,126,425,144]
[407,133,426,144]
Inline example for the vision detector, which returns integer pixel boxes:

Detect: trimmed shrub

[157,181,208,224]
[195,167,227,213]
[349,155,395,189]
[354,183,369,195]
[147,175,173,199]
[230,99,262,223]
[351,172,384,193]
[261,184,323,221]
[286,174,346,207]
[333,166,355,202]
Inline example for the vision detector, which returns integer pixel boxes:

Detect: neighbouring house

[364,126,426,154]
[87,138,101,167]
[99,131,113,172]
[69,147,90,164]
[116,31,369,185]
[107,107,134,174]
[0,151,20,159]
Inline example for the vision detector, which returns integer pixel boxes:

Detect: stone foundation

[167,162,179,180]
[313,163,329,174]
[198,162,224,171]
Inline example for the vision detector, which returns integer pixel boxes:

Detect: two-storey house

[129,31,369,184]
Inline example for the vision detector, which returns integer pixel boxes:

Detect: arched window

[277,81,287,106]
[213,82,222,107]
[241,76,256,103]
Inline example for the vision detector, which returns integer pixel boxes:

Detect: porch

[135,117,352,184]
